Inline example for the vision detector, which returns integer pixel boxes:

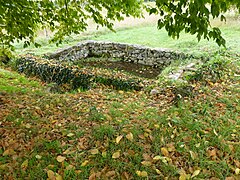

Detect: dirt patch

[81,60,163,79]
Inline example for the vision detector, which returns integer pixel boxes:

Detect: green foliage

[1,0,240,47]
[0,0,143,47]
[15,56,142,91]
[147,0,240,46]
[0,48,13,64]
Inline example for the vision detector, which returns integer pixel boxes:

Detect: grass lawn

[0,14,240,180]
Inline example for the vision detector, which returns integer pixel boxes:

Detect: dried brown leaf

[106,170,116,177]
[3,149,15,156]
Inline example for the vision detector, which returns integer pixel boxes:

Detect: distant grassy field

[14,14,240,56]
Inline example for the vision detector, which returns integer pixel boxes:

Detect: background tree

[0,0,239,48]
[149,0,240,46]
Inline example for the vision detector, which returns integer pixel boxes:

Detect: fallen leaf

[3,149,15,156]
[166,143,176,152]
[81,160,89,167]
[119,90,124,94]
[56,155,66,163]
[156,169,161,175]
[136,170,148,177]
[225,177,235,180]
[67,133,75,137]
[89,149,99,155]
[207,148,217,158]
[179,174,187,180]
[191,170,200,178]
[112,151,120,159]
[66,164,75,170]
[21,160,28,170]
[161,147,169,157]
[189,151,197,160]
[89,172,96,180]
[142,153,152,161]
[235,168,240,175]
[102,151,107,158]
[121,171,130,180]
[47,170,55,180]
[126,132,133,141]
[153,155,161,161]
[35,155,42,159]
[179,169,190,180]
[141,161,152,166]
[234,160,240,168]
[25,123,31,128]
[116,135,123,144]
[106,170,116,177]
[56,173,63,180]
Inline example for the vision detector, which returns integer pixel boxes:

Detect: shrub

[185,57,230,83]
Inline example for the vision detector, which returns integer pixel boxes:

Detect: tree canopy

[0,0,239,48]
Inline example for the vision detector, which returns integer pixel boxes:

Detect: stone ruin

[49,40,187,67]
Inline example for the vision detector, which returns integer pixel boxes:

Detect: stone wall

[49,40,186,67]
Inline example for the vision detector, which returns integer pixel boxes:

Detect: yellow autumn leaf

[21,160,28,170]
[235,168,240,175]
[189,151,197,160]
[161,147,169,157]
[136,170,148,177]
[35,155,42,159]
[191,170,200,178]
[141,161,152,166]
[47,170,55,180]
[153,155,161,161]
[136,170,141,176]
[179,173,190,180]
[67,133,75,137]
[56,173,63,180]
[56,155,66,163]
[126,132,133,141]
[118,90,124,94]
[25,123,31,129]
[112,151,120,159]
[89,148,99,155]
[156,169,161,175]
[116,135,123,144]
[179,174,187,180]
[81,160,89,167]
[102,151,107,158]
